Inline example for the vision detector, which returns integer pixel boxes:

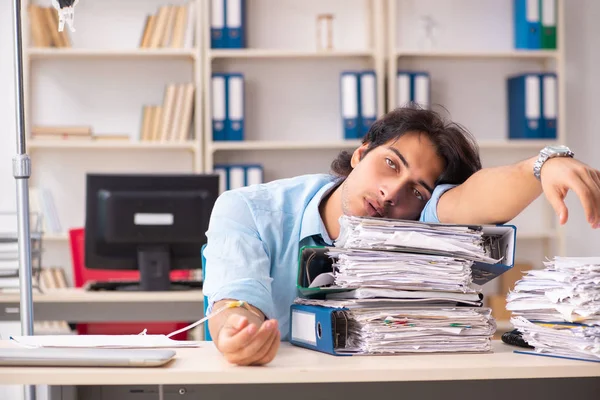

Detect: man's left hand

[540,157,600,228]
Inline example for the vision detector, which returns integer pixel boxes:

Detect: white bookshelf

[27,47,198,60]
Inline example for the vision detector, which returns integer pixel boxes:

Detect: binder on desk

[359,71,377,137]
[514,0,541,49]
[225,0,246,48]
[290,304,351,356]
[508,73,542,139]
[540,0,557,49]
[211,0,225,48]
[541,72,557,139]
[227,73,245,141]
[212,74,227,141]
[340,72,360,140]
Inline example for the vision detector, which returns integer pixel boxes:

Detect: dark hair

[330,105,482,185]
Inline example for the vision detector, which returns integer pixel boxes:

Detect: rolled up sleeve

[203,191,275,319]
[419,184,456,223]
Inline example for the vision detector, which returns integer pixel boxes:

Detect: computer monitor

[84,173,219,291]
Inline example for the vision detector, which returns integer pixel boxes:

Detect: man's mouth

[365,199,384,218]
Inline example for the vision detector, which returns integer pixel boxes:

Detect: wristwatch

[533,145,575,181]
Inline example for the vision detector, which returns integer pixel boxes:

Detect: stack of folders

[513,0,557,50]
[210,0,246,49]
[340,71,377,140]
[213,164,263,194]
[291,216,517,356]
[506,257,600,363]
[212,73,245,141]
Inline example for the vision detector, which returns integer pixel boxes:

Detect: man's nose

[379,177,408,206]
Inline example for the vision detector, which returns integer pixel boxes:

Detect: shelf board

[209,49,374,59]
[396,49,559,60]
[210,140,363,151]
[28,140,197,151]
[27,48,197,60]
[477,139,558,149]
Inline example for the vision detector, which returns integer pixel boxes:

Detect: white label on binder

[228,76,244,120]
[246,167,263,186]
[525,75,541,119]
[542,0,556,26]
[360,73,376,118]
[212,76,226,120]
[214,167,227,193]
[226,0,242,28]
[134,213,174,226]
[229,167,245,189]
[211,0,224,28]
[526,0,540,22]
[414,74,430,109]
[341,74,358,118]
[291,310,317,346]
[543,75,557,118]
[397,73,410,107]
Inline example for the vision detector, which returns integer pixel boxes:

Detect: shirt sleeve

[202,190,275,319]
[419,184,457,223]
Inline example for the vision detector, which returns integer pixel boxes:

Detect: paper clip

[52,0,79,32]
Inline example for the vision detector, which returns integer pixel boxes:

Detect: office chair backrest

[201,244,212,341]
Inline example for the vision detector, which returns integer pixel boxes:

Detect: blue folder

[507,73,542,139]
[514,0,541,49]
[289,304,352,356]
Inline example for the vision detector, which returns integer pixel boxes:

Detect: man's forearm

[437,156,542,224]
[208,300,265,345]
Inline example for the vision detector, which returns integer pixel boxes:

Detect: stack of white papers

[10,334,200,349]
[336,216,499,263]
[328,248,476,294]
[507,256,600,362]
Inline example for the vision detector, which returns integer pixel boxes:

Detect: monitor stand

[138,245,171,291]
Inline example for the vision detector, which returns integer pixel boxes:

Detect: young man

[203,107,600,366]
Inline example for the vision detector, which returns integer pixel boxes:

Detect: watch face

[545,145,570,156]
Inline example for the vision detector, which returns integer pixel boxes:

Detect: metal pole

[12,0,36,399]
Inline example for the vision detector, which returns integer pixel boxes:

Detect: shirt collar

[299,179,342,246]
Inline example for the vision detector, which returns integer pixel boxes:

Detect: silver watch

[533,145,574,181]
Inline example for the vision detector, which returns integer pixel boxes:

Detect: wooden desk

[0,341,598,386]
[0,288,204,322]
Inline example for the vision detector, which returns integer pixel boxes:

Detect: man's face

[341,132,445,221]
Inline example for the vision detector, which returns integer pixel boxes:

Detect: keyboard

[87,280,203,291]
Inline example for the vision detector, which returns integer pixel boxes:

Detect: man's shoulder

[226,173,337,213]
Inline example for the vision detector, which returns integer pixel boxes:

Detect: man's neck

[319,182,344,241]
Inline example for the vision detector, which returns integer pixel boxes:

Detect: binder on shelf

[541,0,557,49]
[514,0,541,49]
[214,164,264,191]
[396,71,430,110]
[211,0,226,48]
[340,72,360,140]
[225,0,246,48]
[541,72,557,139]
[359,71,377,137]
[227,73,245,141]
[507,73,542,139]
[212,74,227,141]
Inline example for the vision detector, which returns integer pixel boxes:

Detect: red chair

[68,228,191,340]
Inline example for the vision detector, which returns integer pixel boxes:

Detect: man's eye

[385,158,396,170]
[413,188,423,201]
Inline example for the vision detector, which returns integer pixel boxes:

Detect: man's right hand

[215,314,280,366]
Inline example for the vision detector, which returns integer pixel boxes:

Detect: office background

[0,1,599,397]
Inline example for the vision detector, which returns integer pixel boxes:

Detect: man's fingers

[225,320,277,365]
[217,316,252,353]
[248,320,279,365]
[255,329,281,366]
[545,187,569,225]
[571,174,599,226]
[589,170,600,227]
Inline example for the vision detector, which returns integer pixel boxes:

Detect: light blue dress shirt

[203,174,455,340]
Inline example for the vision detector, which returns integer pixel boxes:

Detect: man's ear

[350,143,369,168]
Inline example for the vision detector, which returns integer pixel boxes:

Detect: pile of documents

[507,256,600,362]
[292,216,505,355]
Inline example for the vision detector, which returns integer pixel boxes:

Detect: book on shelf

[139,2,196,49]
[27,4,71,48]
[92,134,131,141]
[140,82,195,142]
[31,125,93,140]
[29,187,62,235]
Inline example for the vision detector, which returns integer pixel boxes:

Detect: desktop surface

[0,341,598,386]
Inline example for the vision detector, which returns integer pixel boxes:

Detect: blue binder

[507,73,542,139]
[359,71,377,137]
[211,0,226,48]
[540,72,557,139]
[213,165,229,193]
[411,71,431,109]
[514,0,541,49]
[244,164,263,186]
[340,71,360,140]
[211,73,228,141]
[226,73,244,141]
[225,0,246,48]
[289,304,352,356]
